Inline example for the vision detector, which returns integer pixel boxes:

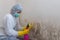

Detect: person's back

[4,13,18,36]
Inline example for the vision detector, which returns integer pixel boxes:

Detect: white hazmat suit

[3,4,29,40]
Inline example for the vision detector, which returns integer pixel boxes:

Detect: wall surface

[18,0,60,40]
[0,0,60,40]
[18,0,60,25]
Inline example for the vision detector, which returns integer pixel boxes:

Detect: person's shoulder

[5,13,11,17]
[4,13,12,19]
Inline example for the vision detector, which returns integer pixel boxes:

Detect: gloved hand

[28,23,33,30]
[18,29,29,36]
[23,23,33,30]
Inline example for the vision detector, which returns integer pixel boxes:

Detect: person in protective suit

[4,4,31,40]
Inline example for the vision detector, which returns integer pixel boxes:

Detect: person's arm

[6,17,29,36]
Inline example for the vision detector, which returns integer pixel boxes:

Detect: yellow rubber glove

[29,24,33,30]
[18,29,29,36]
[18,23,33,36]
[23,23,33,30]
